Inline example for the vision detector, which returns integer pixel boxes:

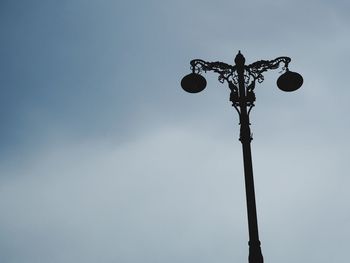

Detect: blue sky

[1,0,350,262]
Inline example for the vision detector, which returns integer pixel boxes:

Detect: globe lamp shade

[277,70,303,92]
[181,73,207,93]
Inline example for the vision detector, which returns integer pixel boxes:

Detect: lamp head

[277,70,303,92]
[181,73,207,93]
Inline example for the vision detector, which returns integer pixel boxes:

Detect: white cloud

[2,120,349,262]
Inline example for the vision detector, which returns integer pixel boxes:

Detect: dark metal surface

[189,51,291,119]
[182,51,302,263]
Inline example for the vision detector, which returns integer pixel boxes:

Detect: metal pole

[235,52,263,263]
[182,51,302,263]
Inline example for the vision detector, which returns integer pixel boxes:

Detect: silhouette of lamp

[181,51,303,263]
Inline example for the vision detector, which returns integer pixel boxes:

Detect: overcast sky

[1,0,350,262]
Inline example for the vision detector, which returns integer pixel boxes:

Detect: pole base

[248,241,263,263]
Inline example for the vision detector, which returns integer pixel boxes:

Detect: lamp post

[181,51,303,263]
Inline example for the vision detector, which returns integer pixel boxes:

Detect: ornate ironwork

[189,54,291,117]
[190,56,290,86]
[182,51,302,263]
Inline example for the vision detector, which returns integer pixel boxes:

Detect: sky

[1,0,350,262]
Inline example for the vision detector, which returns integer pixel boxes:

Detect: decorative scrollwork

[188,54,291,118]
[190,59,237,84]
[190,56,290,88]
[246,57,291,84]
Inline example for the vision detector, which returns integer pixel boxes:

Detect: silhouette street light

[181,51,303,263]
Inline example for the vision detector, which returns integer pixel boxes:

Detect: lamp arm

[247,56,291,83]
[190,59,237,84]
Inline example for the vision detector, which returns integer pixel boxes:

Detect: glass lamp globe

[181,73,207,93]
[277,70,303,92]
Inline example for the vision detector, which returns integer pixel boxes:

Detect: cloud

[1,0,350,262]
[2,121,349,263]
[0,127,243,262]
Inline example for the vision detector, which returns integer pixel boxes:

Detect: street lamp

[181,51,303,263]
